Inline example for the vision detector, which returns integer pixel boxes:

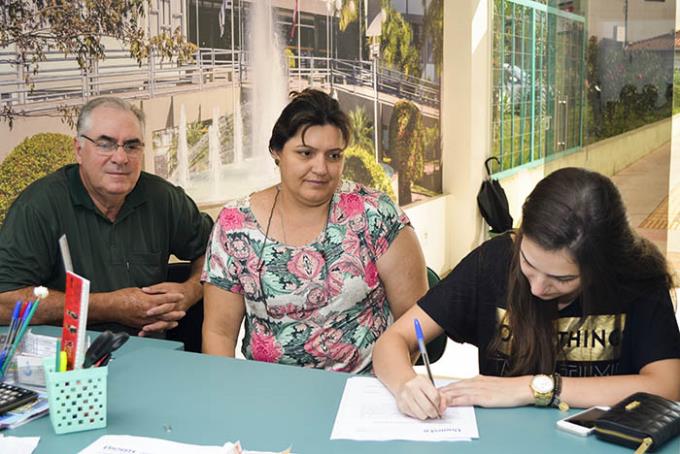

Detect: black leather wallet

[594,392,680,453]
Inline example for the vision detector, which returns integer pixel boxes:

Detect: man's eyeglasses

[80,134,144,155]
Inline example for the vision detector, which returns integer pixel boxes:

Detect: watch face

[532,375,553,393]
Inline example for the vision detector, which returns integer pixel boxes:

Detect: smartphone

[556,406,609,436]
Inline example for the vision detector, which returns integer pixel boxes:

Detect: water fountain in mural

[233,102,244,164]
[177,105,189,188]
[208,106,221,184]
[170,0,288,205]
[248,0,288,163]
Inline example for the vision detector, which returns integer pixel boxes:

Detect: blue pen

[0,300,39,377]
[1,302,30,374]
[15,301,34,346]
[1,301,22,354]
[414,318,434,385]
[0,300,14,371]
[0,302,22,376]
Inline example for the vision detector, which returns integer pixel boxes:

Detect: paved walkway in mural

[611,143,670,245]
[610,142,677,275]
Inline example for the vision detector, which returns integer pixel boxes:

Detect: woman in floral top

[202,89,428,373]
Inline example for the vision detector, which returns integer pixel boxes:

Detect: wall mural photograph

[0,0,443,221]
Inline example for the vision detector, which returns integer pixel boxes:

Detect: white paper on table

[0,435,40,454]
[19,331,59,357]
[78,436,240,454]
[78,435,292,454]
[330,376,479,442]
[12,331,60,387]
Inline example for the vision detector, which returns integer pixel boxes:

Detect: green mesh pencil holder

[43,358,108,434]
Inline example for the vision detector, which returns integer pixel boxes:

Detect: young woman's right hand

[395,375,447,420]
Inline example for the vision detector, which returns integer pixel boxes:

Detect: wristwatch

[530,374,555,407]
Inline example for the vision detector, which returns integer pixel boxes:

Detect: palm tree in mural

[336,1,422,77]
[335,0,367,60]
[389,100,425,205]
[423,0,443,77]
[348,106,374,153]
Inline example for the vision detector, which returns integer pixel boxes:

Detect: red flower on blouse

[219,208,246,230]
[250,332,283,363]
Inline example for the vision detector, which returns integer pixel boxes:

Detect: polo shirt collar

[67,164,147,221]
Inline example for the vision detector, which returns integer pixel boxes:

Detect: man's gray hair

[76,97,146,137]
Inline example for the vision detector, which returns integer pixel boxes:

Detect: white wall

[439,0,490,268]
[403,194,452,275]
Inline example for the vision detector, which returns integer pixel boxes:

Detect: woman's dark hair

[268,89,350,153]
[497,167,674,375]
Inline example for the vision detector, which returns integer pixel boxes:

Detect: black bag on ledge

[593,392,680,453]
[477,156,513,234]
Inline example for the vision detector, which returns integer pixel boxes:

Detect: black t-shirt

[418,234,680,377]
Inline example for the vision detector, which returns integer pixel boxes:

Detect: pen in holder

[43,358,108,434]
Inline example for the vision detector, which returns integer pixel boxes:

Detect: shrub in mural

[343,145,395,201]
[0,133,75,223]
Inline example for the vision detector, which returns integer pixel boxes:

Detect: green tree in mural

[389,100,424,205]
[343,145,395,200]
[0,1,197,127]
[337,0,360,31]
[585,36,604,140]
[423,0,443,77]
[380,3,421,77]
[348,106,374,153]
[0,133,75,224]
[587,37,671,141]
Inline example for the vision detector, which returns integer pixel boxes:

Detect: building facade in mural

[0,0,443,211]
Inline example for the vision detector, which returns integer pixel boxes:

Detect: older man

[0,97,213,336]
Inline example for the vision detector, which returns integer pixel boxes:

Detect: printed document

[330,376,479,442]
[18,331,59,357]
[78,436,240,454]
[78,435,291,454]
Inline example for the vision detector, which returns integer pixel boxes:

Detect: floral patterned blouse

[201,180,410,373]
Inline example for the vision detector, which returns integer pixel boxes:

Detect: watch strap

[548,373,561,407]
[550,372,570,411]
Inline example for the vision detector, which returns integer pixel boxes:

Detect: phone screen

[565,407,608,428]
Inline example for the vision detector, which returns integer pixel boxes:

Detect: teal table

[9,348,679,453]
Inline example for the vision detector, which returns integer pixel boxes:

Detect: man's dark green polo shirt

[0,164,213,296]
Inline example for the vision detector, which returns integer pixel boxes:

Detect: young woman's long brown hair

[496,167,674,376]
